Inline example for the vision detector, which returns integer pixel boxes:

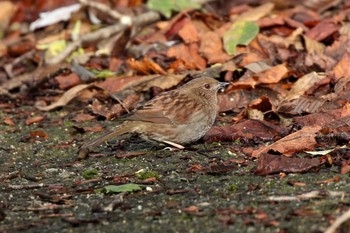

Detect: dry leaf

[233,2,275,22]
[199,31,230,64]
[126,57,167,75]
[167,43,206,70]
[252,125,322,157]
[255,153,321,175]
[178,20,199,43]
[3,116,15,126]
[25,116,45,125]
[36,84,89,111]
[285,72,327,100]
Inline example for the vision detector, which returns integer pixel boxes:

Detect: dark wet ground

[0,108,349,233]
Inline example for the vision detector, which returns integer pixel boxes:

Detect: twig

[78,0,126,20]
[8,183,46,190]
[47,11,160,64]
[324,208,350,233]
[40,213,74,218]
[13,204,73,211]
[267,190,346,202]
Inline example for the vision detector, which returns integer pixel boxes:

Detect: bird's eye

[204,83,210,89]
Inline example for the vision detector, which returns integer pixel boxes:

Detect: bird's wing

[127,90,202,125]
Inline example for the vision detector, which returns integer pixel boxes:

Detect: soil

[0,106,349,233]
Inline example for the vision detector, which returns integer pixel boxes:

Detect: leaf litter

[1,0,350,232]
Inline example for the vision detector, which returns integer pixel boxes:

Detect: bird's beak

[219,82,229,88]
[217,82,229,91]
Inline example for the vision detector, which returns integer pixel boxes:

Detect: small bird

[79,77,228,156]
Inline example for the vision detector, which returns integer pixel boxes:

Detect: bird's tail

[80,122,136,149]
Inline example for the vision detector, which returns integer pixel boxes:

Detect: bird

[78,77,228,157]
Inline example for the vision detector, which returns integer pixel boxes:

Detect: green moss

[227,183,238,192]
[82,168,99,179]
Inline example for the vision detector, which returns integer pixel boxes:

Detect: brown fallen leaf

[284,72,327,101]
[91,99,110,119]
[238,52,266,67]
[72,113,96,122]
[252,125,322,158]
[291,207,317,217]
[278,96,327,115]
[167,43,206,71]
[287,180,307,187]
[25,116,45,125]
[183,205,199,213]
[316,176,341,184]
[256,63,289,84]
[97,76,145,94]
[115,152,146,158]
[91,94,140,120]
[254,153,321,175]
[333,51,350,82]
[257,15,285,28]
[254,210,268,220]
[126,57,167,75]
[228,63,288,90]
[178,19,199,43]
[325,34,350,60]
[233,2,274,22]
[206,164,236,174]
[187,164,205,172]
[36,84,89,111]
[217,91,245,112]
[199,31,231,64]
[294,112,335,127]
[340,161,350,174]
[305,20,339,41]
[3,116,15,126]
[55,73,82,90]
[30,130,49,140]
[204,119,284,143]
[166,189,192,195]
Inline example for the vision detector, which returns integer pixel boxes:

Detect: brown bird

[79,77,228,156]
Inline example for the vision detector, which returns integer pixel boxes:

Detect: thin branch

[267,190,346,202]
[47,11,160,64]
[324,208,350,233]
[78,0,125,20]
[13,204,72,211]
[8,183,46,190]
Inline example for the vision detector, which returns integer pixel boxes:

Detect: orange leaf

[25,116,45,125]
[3,116,15,126]
[167,43,206,71]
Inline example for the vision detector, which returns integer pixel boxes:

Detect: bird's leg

[162,140,185,150]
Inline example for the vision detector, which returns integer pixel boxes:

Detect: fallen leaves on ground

[0,0,349,205]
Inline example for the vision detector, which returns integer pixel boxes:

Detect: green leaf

[71,20,81,41]
[102,184,143,194]
[67,47,85,62]
[90,69,116,78]
[37,40,67,57]
[147,0,201,18]
[223,21,259,55]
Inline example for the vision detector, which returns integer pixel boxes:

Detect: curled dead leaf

[36,84,90,111]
